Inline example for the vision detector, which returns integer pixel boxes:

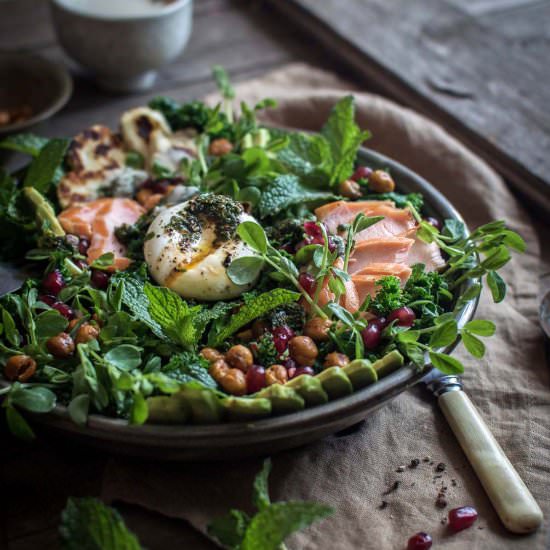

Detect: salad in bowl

[0,68,523,440]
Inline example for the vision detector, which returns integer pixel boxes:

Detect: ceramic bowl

[7,146,478,460]
[0,52,72,140]
[50,0,193,93]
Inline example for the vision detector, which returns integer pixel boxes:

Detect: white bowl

[50,0,193,93]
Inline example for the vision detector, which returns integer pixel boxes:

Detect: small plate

[1,146,478,460]
[0,52,72,139]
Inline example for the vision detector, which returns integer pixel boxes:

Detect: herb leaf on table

[59,497,142,550]
[208,458,333,550]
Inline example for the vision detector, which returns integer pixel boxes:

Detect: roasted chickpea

[225,344,253,373]
[209,359,230,382]
[323,352,349,369]
[136,188,153,205]
[288,335,318,366]
[75,323,100,345]
[265,364,288,386]
[220,368,247,396]
[209,138,233,156]
[338,179,362,199]
[304,317,332,342]
[67,318,81,331]
[46,332,75,358]
[201,347,225,363]
[4,355,37,382]
[369,170,395,193]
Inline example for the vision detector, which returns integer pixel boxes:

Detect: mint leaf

[253,458,272,511]
[257,174,336,218]
[321,96,371,184]
[277,133,332,187]
[241,501,333,550]
[59,497,142,550]
[209,289,300,346]
[208,509,250,549]
[23,138,69,194]
[119,276,166,340]
[0,133,49,156]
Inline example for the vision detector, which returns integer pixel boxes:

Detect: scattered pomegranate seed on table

[448,506,478,532]
[407,532,432,550]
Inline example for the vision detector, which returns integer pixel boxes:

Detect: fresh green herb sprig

[227,221,327,319]
[208,459,333,550]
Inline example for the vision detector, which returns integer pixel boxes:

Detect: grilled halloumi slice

[57,125,147,208]
[120,107,197,172]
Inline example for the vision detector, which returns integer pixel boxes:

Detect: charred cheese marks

[57,125,146,208]
[120,107,197,173]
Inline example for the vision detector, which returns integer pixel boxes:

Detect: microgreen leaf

[68,394,90,427]
[487,270,506,303]
[104,345,142,371]
[237,221,268,254]
[227,256,265,285]
[429,351,464,374]
[462,331,486,358]
[463,320,496,336]
[5,406,35,441]
[253,458,272,511]
[429,319,458,348]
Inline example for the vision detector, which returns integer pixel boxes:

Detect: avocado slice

[257,384,305,414]
[316,367,353,399]
[146,395,190,424]
[344,359,378,389]
[223,396,272,420]
[178,386,223,424]
[285,374,328,406]
[372,350,405,378]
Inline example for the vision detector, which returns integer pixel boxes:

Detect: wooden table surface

[0,0,548,548]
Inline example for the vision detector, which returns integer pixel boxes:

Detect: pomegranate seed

[38,294,57,306]
[294,366,314,377]
[91,269,110,290]
[52,302,74,319]
[151,180,169,194]
[272,325,295,354]
[327,237,337,253]
[74,259,88,271]
[407,532,432,550]
[42,270,65,296]
[351,166,372,182]
[448,506,478,532]
[387,306,416,327]
[424,217,442,231]
[298,272,316,295]
[304,221,323,239]
[362,322,381,350]
[78,237,90,255]
[371,316,387,330]
[287,366,297,379]
[246,365,266,394]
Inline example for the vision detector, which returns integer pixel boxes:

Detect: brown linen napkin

[102,64,550,549]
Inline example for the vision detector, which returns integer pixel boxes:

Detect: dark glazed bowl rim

[0,52,73,136]
[8,145,478,450]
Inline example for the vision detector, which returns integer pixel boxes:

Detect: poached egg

[144,195,260,301]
